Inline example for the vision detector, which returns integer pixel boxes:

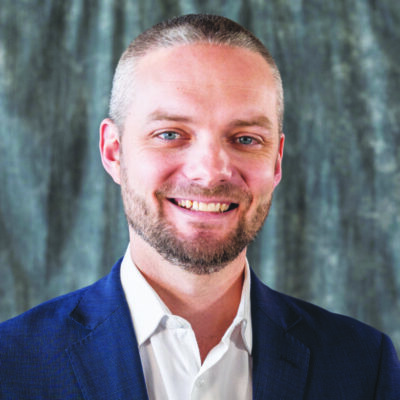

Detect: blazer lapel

[66,260,149,400]
[251,271,310,400]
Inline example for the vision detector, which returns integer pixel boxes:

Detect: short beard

[121,172,272,275]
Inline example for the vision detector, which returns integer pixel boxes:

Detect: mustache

[156,182,252,203]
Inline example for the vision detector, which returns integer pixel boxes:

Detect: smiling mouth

[170,199,239,213]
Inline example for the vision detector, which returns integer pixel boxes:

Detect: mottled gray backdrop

[1,0,399,353]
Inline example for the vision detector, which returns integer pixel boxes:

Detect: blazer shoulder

[0,258,124,339]
[0,284,91,347]
[0,260,129,398]
[282,290,382,341]
[251,271,384,344]
[251,274,400,397]
[251,270,399,367]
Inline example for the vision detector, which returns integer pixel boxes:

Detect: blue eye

[237,136,255,145]
[159,131,180,140]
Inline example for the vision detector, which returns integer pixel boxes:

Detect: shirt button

[196,378,206,387]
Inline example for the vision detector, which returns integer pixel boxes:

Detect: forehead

[126,43,278,130]
[135,42,274,87]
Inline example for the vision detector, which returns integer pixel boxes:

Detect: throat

[195,330,228,364]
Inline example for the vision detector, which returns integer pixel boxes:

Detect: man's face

[116,43,284,273]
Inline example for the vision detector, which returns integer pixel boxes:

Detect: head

[100,14,285,274]
[109,14,284,133]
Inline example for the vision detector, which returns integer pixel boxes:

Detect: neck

[129,234,246,362]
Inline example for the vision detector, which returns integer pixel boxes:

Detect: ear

[99,118,121,185]
[273,133,285,188]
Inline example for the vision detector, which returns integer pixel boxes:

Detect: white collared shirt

[120,246,252,400]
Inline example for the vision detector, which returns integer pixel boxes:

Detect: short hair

[109,14,284,132]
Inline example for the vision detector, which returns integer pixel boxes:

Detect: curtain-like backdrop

[1,0,399,353]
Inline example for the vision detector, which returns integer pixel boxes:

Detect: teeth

[176,199,232,213]
[199,202,208,211]
[220,203,229,212]
[208,203,217,212]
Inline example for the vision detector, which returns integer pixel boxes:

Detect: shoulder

[0,259,126,397]
[0,284,92,356]
[250,270,398,360]
[251,272,400,396]
[281,288,380,338]
[0,285,92,397]
[0,256,125,350]
[0,258,123,341]
[251,269,385,346]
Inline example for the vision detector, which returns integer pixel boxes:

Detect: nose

[181,135,233,185]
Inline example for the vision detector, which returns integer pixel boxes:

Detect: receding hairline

[109,14,284,132]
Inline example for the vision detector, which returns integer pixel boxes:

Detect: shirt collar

[120,245,252,353]
[121,246,170,346]
[235,259,252,353]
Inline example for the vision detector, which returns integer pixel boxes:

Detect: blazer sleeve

[374,333,400,399]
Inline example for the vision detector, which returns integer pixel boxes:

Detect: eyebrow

[227,116,273,130]
[147,110,273,130]
[146,110,194,124]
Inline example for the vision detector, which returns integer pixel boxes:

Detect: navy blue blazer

[1,259,399,399]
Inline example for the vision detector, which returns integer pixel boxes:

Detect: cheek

[245,165,277,198]
[123,150,178,194]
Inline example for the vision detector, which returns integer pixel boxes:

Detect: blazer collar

[250,270,310,400]
[66,259,149,400]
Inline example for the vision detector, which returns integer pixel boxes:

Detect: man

[0,14,399,400]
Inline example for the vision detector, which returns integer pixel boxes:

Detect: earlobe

[273,133,285,188]
[99,118,122,185]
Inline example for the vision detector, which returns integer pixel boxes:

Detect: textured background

[1,0,399,353]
